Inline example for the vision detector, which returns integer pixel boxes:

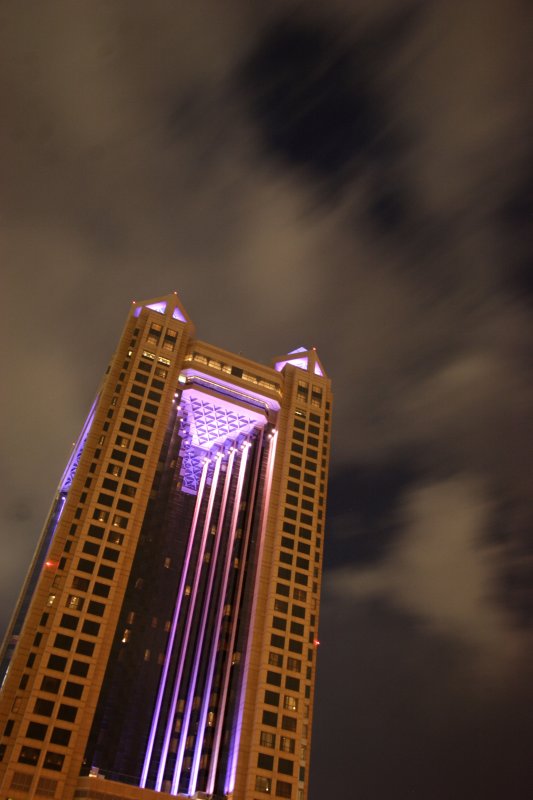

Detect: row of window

[296,379,324,408]
[10,772,57,796]
[255,775,293,797]
[184,352,280,393]
[146,322,178,352]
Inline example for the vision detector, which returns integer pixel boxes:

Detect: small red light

[45,560,58,569]
[314,639,320,647]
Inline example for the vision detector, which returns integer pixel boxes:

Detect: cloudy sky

[1,1,532,797]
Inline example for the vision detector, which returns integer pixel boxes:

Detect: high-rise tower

[0,294,331,800]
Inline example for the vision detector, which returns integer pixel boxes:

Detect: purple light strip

[159,456,221,793]
[187,449,235,795]
[212,431,264,794]
[169,455,222,794]
[170,450,234,795]
[204,445,251,796]
[139,459,209,788]
[59,396,98,492]
[225,430,278,795]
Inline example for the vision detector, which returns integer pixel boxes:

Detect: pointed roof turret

[130,292,192,324]
[272,346,327,378]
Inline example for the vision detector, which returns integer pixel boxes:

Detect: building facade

[0,294,332,800]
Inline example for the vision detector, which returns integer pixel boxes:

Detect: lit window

[284,695,298,711]
[66,595,83,610]
[280,736,295,753]
[260,730,276,748]
[255,775,272,794]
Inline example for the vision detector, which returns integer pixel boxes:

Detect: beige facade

[0,294,331,800]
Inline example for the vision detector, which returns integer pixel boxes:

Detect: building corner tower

[0,293,332,800]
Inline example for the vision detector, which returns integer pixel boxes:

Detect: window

[264,690,279,707]
[262,710,278,727]
[41,676,60,694]
[103,547,120,562]
[57,704,77,722]
[278,758,294,776]
[287,657,301,672]
[11,772,33,791]
[64,681,83,699]
[290,622,304,636]
[70,660,89,677]
[282,715,297,732]
[270,634,285,649]
[81,620,100,637]
[88,524,104,539]
[280,736,295,753]
[292,604,305,619]
[34,698,54,717]
[286,676,300,692]
[77,558,95,574]
[97,492,113,508]
[50,727,71,746]
[98,564,115,580]
[76,640,94,657]
[43,751,64,771]
[258,753,274,770]
[53,633,73,651]
[26,721,47,740]
[18,746,40,765]
[47,655,67,672]
[260,730,276,748]
[60,614,79,630]
[281,536,294,550]
[87,600,105,616]
[36,777,58,797]
[284,695,298,711]
[125,468,140,482]
[266,670,282,687]
[93,581,110,597]
[269,652,283,667]
[276,779,293,797]
[276,582,290,597]
[274,599,288,613]
[255,775,272,794]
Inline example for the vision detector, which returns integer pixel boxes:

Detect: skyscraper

[0,294,331,800]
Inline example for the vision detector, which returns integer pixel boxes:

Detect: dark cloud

[499,162,533,305]
[326,456,420,568]
[240,17,383,180]
[312,594,533,799]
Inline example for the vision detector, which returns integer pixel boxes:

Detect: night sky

[2,2,533,798]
